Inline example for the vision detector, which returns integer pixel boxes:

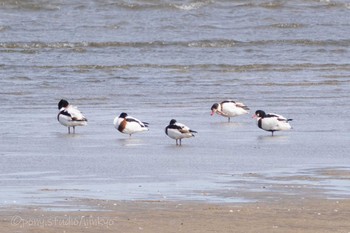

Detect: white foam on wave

[173,1,211,11]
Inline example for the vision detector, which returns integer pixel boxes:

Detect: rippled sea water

[1,0,350,205]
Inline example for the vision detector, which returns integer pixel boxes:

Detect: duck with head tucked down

[57,99,87,134]
[211,100,249,122]
[114,112,149,137]
[165,119,197,146]
[252,110,292,136]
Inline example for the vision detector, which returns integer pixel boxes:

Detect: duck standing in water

[57,99,87,134]
[114,112,149,137]
[211,100,249,122]
[165,119,197,145]
[252,110,292,136]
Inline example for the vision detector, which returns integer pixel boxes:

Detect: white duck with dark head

[114,112,149,137]
[165,119,197,145]
[253,110,292,136]
[57,99,87,134]
[211,100,249,122]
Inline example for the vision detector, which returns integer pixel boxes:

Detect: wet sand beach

[3,198,350,233]
[2,167,350,233]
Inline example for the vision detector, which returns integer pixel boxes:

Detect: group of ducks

[57,99,293,145]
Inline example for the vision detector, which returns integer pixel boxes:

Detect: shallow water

[1,0,350,205]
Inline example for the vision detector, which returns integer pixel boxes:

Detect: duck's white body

[114,112,149,136]
[165,119,197,145]
[211,100,249,122]
[57,99,87,134]
[253,110,292,136]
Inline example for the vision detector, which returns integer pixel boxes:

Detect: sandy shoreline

[1,198,350,233]
[2,167,350,233]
